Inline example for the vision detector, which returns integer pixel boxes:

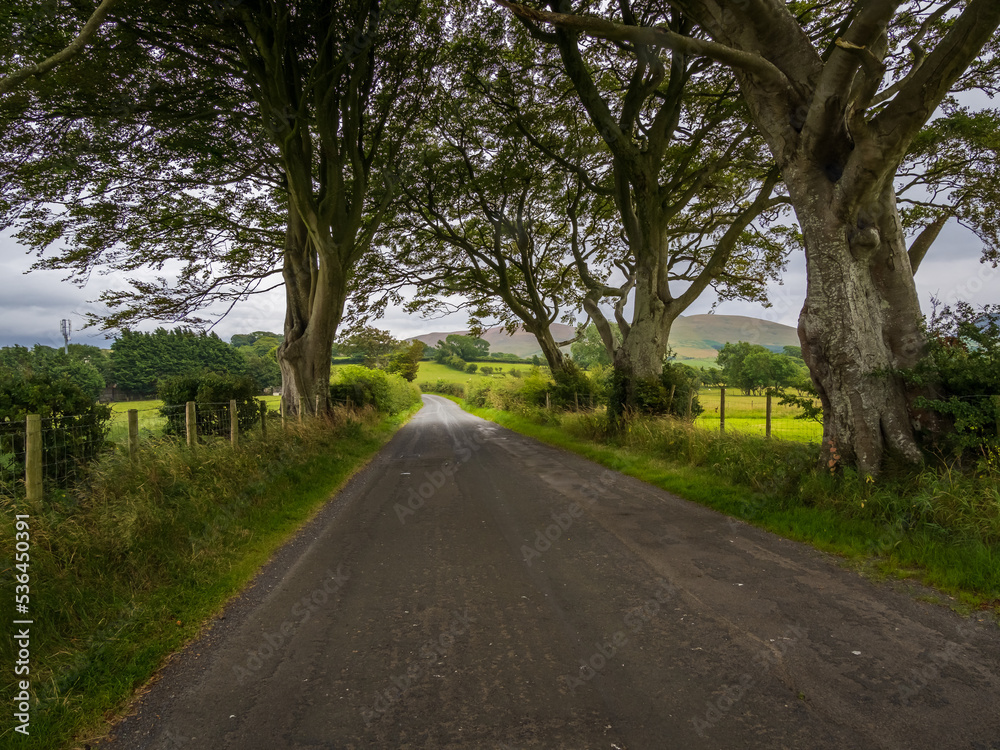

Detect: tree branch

[493,0,789,88]
[0,0,122,96]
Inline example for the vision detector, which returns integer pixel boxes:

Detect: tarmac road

[97,395,1000,749]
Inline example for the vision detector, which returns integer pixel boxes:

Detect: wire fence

[696,387,822,444]
[548,387,822,445]
[6,396,317,501]
[1,417,25,499]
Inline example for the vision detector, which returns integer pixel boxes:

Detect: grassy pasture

[697,387,823,443]
[106,396,282,444]
[331,360,537,385]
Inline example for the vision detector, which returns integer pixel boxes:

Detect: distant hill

[410,324,577,359]
[408,315,799,362]
[668,315,800,361]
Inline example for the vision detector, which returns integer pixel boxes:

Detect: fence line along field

[107,396,282,445]
[696,387,823,444]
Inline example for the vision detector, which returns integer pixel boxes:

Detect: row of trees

[2,2,998,474]
[0,329,284,402]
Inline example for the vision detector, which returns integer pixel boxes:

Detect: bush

[467,366,614,413]
[902,302,1000,462]
[550,365,594,408]
[158,372,261,437]
[609,363,703,418]
[660,363,704,418]
[0,368,112,483]
[329,365,421,414]
[466,362,478,374]
[443,353,468,372]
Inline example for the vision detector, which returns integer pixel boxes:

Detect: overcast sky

[0,217,995,350]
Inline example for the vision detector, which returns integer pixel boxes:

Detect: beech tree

[898,106,1000,274]
[0,0,121,96]
[497,0,788,412]
[1,1,443,414]
[501,1,1000,471]
[376,82,602,377]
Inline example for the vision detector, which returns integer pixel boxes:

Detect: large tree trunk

[608,198,675,416]
[276,206,346,416]
[526,322,576,379]
[789,168,926,474]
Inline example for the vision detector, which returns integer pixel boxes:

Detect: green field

[107,396,282,444]
[696,387,822,443]
[414,360,536,383]
[673,357,721,369]
[105,372,821,445]
[332,360,538,385]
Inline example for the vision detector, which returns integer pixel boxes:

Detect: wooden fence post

[994,395,1000,440]
[766,392,773,439]
[128,409,139,458]
[280,395,286,430]
[687,389,695,418]
[259,400,267,438]
[230,399,239,446]
[298,396,306,422]
[667,384,676,414]
[315,394,321,416]
[25,414,42,503]
[186,401,197,448]
[720,386,726,433]
[574,392,580,411]
[545,392,551,410]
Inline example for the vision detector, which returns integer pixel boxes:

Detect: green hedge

[329,365,421,414]
[418,380,465,398]
[158,373,261,437]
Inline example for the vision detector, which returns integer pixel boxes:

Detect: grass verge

[1,404,416,749]
[460,403,1000,617]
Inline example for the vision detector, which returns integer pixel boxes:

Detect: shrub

[329,365,420,414]
[609,363,703,418]
[467,367,612,413]
[158,372,261,437]
[0,368,112,483]
[443,353,468,372]
[550,365,594,408]
[903,302,1000,462]
[660,363,704,418]
[465,378,492,407]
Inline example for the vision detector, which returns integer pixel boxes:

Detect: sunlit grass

[696,387,823,443]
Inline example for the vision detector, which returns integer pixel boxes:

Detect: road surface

[97,395,1000,749]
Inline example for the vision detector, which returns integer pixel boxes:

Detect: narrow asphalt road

[97,395,1000,749]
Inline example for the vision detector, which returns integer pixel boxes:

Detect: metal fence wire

[696,387,822,444]
[0,418,25,498]
[38,414,110,488]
